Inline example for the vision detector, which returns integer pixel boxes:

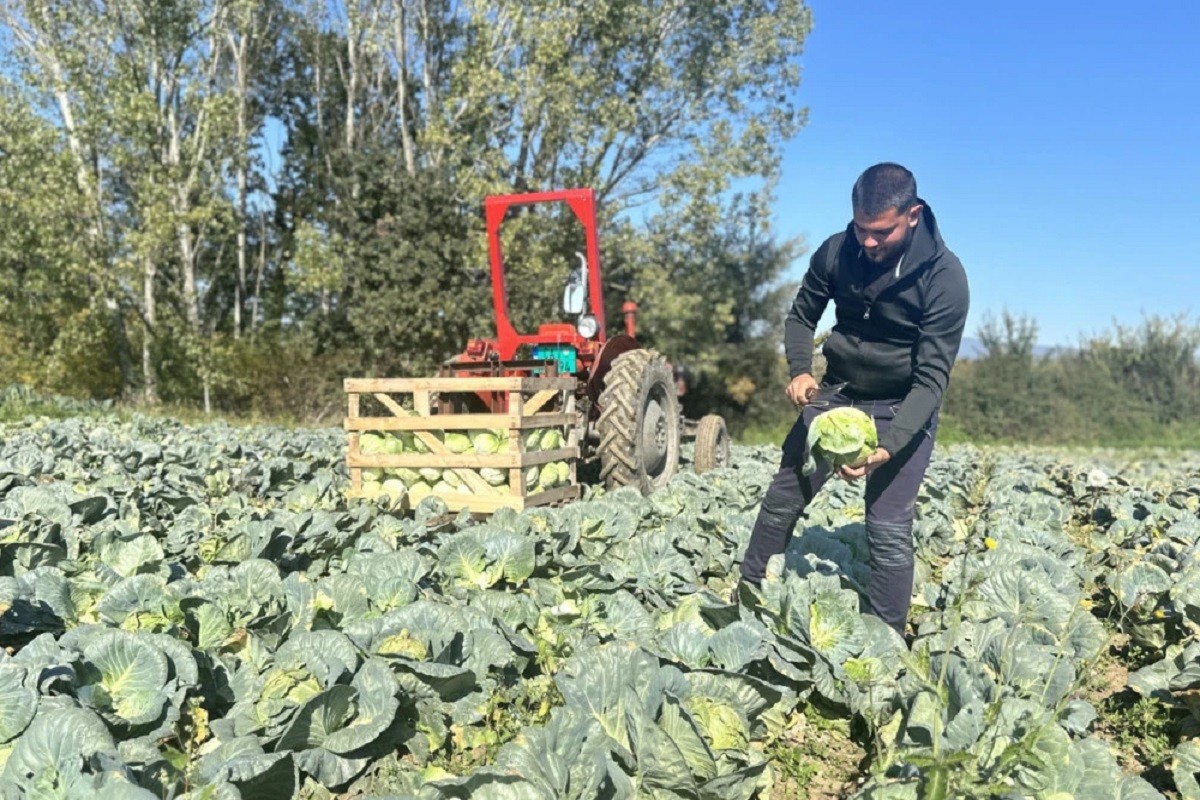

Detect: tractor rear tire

[694,414,730,474]
[597,349,681,494]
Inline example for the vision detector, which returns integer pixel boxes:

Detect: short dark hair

[852,163,918,218]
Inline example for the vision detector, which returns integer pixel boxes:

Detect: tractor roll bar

[483,189,608,360]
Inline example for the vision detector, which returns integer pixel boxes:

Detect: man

[738,163,969,638]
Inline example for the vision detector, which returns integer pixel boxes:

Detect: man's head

[851,163,923,265]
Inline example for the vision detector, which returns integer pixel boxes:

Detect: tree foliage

[942,312,1200,446]
[0,82,121,396]
[0,0,812,426]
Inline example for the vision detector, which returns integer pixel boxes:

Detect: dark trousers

[739,392,937,635]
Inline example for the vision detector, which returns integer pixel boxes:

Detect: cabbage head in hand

[802,407,878,476]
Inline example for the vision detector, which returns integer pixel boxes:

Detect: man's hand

[786,374,819,407]
[838,447,891,481]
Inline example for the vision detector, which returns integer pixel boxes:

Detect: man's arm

[878,258,970,456]
[784,239,836,378]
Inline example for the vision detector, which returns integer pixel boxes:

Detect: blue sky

[773,0,1200,346]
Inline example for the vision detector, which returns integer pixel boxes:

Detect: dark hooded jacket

[783,201,969,456]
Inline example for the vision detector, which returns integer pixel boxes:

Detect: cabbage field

[0,403,1198,799]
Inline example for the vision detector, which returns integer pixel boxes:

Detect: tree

[226,0,282,339]
[623,189,802,426]
[274,0,813,329]
[0,82,125,396]
[1,0,269,405]
[1082,314,1200,426]
[2,0,814,421]
[0,0,138,396]
[943,310,1051,441]
[314,153,487,377]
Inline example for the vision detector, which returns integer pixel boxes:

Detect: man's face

[852,204,922,264]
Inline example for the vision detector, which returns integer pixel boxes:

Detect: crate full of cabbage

[343,376,580,514]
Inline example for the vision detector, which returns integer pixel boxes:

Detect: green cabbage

[538,463,559,490]
[360,433,389,455]
[389,467,421,484]
[381,478,408,501]
[408,482,433,505]
[479,467,508,487]
[802,407,878,476]
[471,429,505,454]
[444,432,473,454]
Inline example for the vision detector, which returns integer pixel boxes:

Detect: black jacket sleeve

[878,256,970,456]
[783,238,836,379]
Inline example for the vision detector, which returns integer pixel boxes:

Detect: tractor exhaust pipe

[622,301,638,338]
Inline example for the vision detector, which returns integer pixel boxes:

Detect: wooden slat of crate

[348,393,362,493]
[508,421,525,497]
[518,446,576,467]
[565,391,578,485]
[432,484,581,514]
[344,413,577,432]
[347,446,579,470]
[521,389,561,416]
[413,390,432,416]
[345,484,580,514]
[345,376,576,393]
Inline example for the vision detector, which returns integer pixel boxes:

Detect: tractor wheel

[597,349,681,494]
[693,414,730,474]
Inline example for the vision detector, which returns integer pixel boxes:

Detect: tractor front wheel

[693,414,730,474]
[597,349,681,494]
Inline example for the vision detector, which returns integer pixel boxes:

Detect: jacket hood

[906,199,946,267]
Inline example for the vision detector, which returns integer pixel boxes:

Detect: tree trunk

[142,257,159,405]
[234,85,248,338]
[108,298,135,401]
[393,1,416,175]
[252,209,267,334]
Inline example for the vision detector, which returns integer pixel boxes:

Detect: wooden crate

[343,376,581,515]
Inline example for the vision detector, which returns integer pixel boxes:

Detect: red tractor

[441,188,730,494]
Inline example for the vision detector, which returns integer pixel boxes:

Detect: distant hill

[958,337,987,359]
[957,336,1072,360]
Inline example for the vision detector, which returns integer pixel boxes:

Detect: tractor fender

[586,334,640,409]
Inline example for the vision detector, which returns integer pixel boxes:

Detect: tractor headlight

[576,314,599,339]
